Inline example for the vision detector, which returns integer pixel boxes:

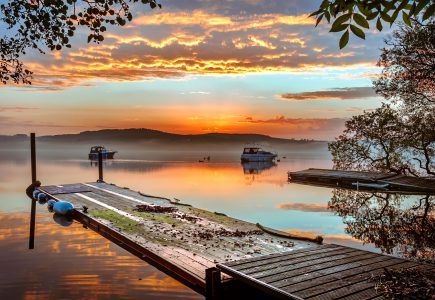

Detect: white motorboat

[241,147,277,162]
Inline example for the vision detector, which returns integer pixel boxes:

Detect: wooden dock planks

[217,244,434,300]
[40,182,434,299]
[40,182,316,296]
[288,168,435,193]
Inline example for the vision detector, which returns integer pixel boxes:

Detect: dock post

[98,150,104,182]
[205,267,221,300]
[29,133,36,249]
[30,133,36,183]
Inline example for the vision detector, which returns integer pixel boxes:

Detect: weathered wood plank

[225,244,338,269]
[263,253,380,285]
[248,249,363,279]
[270,255,391,288]
[305,261,419,300]
[242,247,358,275]
[288,257,405,296]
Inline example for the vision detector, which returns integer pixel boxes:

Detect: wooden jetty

[39,182,317,298]
[38,182,435,299]
[288,168,435,193]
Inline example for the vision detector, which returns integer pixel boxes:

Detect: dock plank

[218,244,434,300]
[287,258,405,296]
[248,249,362,279]
[288,168,435,193]
[260,252,379,284]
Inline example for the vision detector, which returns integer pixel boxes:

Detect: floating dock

[39,182,317,298]
[38,181,435,299]
[288,168,435,193]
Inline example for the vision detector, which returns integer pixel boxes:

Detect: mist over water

[1,141,432,299]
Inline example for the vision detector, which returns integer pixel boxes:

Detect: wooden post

[29,133,36,249]
[30,133,36,183]
[98,150,103,182]
[206,267,221,300]
[29,199,36,249]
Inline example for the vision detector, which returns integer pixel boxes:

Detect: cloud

[0,106,39,112]
[280,87,377,101]
[16,1,383,89]
[244,115,345,128]
[277,202,328,212]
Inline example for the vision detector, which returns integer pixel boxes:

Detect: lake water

[1,145,433,299]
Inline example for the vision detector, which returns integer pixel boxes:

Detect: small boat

[241,147,277,162]
[88,146,117,160]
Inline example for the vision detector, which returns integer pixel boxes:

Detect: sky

[0,0,388,140]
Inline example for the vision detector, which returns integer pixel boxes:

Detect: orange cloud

[280,87,377,101]
[15,8,378,89]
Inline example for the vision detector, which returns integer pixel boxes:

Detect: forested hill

[0,129,322,145]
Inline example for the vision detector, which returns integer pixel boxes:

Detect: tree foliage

[329,104,435,176]
[329,19,435,177]
[374,19,435,106]
[0,0,160,84]
[311,0,435,48]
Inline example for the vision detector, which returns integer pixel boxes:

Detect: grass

[128,210,181,226]
[90,209,140,233]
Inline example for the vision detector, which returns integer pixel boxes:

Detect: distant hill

[0,134,28,143]
[30,128,323,145]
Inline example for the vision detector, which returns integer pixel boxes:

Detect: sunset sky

[0,0,388,140]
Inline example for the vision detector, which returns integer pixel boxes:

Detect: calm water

[1,145,433,299]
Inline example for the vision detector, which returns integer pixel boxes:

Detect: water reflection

[241,161,276,175]
[328,189,435,262]
[0,212,201,300]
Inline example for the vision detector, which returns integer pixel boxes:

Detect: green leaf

[330,23,349,32]
[316,14,323,27]
[350,25,365,39]
[402,11,411,27]
[353,13,369,29]
[331,12,352,29]
[390,9,399,25]
[380,11,392,23]
[366,11,379,21]
[422,4,435,21]
[320,0,329,10]
[339,30,349,49]
[376,18,383,31]
[324,10,331,23]
[309,9,322,17]
[415,0,430,14]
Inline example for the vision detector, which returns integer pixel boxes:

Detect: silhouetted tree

[329,19,435,177]
[329,189,435,262]
[0,0,160,84]
[374,19,435,106]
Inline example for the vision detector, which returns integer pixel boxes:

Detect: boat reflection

[241,161,276,175]
[328,189,435,263]
[89,159,113,167]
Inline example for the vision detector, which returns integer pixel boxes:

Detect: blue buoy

[37,193,47,201]
[53,214,73,227]
[53,201,74,215]
[47,199,56,211]
[32,189,40,199]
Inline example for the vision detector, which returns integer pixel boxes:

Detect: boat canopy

[243,147,260,154]
[90,146,105,153]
